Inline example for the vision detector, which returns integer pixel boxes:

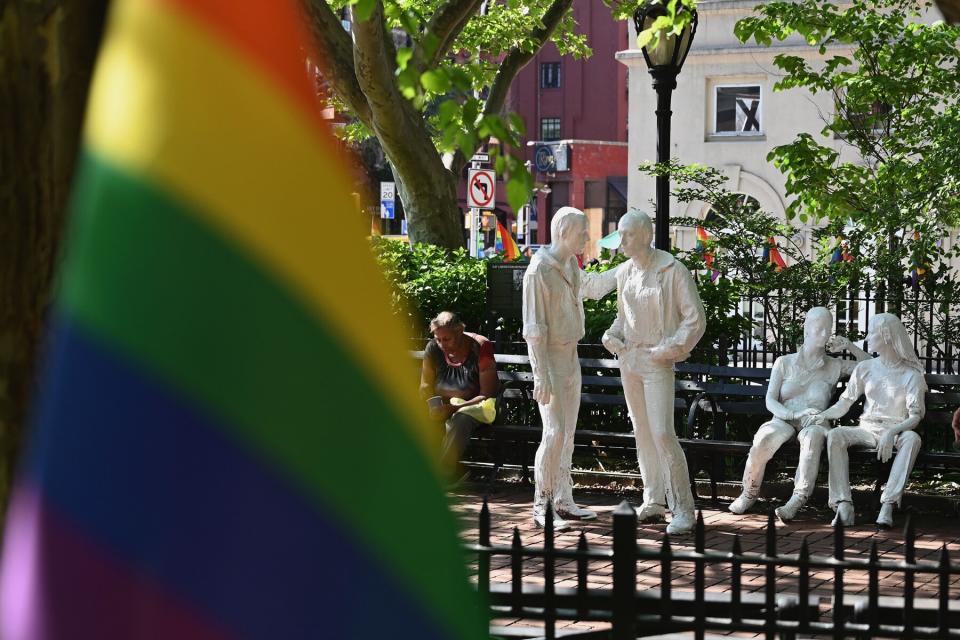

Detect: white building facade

[616,0,859,256]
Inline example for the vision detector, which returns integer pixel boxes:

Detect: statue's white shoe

[636,502,667,522]
[666,511,696,535]
[832,501,855,527]
[729,493,757,515]
[774,495,806,522]
[876,502,895,528]
[533,513,571,532]
[557,503,598,521]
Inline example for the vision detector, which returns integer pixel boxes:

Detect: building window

[541,62,561,89]
[715,85,762,134]
[540,117,561,141]
[849,101,892,134]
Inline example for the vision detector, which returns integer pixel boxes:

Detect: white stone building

[616,0,862,256]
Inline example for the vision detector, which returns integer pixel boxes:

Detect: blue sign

[534,145,556,172]
[380,181,396,219]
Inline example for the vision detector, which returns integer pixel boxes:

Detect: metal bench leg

[487,434,504,490]
[710,453,719,502]
[521,440,531,484]
[688,452,700,500]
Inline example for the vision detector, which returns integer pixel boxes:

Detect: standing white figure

[816,313,926,528]
[728,307,870,520]
[601,210,706,535]
[522,207,620,531]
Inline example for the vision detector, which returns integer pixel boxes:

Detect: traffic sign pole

[467,160,497,258]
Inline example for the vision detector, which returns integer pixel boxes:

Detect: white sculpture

[522,207,620,531]
[728,307,869,520]
[601,210,706,535]
[816,313,927,528]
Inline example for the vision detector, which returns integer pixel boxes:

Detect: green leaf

[351,0,377,22]
[396,47,413,71]
[507,175,533,214]
[420,70,451,94]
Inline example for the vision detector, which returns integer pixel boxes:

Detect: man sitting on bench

[729,307,869,520]
[420,311,499,484]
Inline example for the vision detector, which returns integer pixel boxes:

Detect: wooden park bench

[413,350,960,504]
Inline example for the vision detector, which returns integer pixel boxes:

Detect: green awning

[598,230,621,250]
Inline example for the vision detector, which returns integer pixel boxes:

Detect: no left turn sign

[467,169,496,209]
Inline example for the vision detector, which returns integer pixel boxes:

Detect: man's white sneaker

[876,502,895,528]
[774,495,806,522]
[636,502,667,522]
[558,503,598,521]
[666,511,696,535]
[832,501,855,527]
[534,513,571,532]
[729,492,757,515]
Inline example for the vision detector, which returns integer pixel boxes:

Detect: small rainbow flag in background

[830,237,854,264]
[0,1,484,639]
[495,220,521,261]
[762,236,787,272]
[694,226,720,282]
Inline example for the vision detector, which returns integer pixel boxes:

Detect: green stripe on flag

[59,150,485,640]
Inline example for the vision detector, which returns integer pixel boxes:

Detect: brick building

[458,0,631,259]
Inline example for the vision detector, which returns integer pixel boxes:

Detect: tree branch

[451,0,574,174]
[415,0,485,71]
[351,2,449,180]
[301,0,372,126]
[351,2,420,135]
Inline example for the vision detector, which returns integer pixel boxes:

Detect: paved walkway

[450,481,960,637]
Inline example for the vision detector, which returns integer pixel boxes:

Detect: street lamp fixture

[633,0,698,250]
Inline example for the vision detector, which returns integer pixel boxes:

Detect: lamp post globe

[633,0,698,250]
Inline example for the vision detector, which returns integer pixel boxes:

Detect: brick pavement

[450,480,960,637]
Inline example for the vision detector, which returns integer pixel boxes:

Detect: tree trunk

[0,0,107,518]
[393,165,463,249]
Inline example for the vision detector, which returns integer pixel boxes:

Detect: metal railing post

[612,500,637,640]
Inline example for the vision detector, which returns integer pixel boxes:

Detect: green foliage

[641,161,866,357]
[332,0,590,215]
[606,0,699,52]
[733,0,960,346]
[583,253,628,342]
[371,237,488,334]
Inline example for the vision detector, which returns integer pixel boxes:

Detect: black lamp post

[633,0,698,250]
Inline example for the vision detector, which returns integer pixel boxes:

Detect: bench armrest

[496,380,531,427]
[686,391,719,439]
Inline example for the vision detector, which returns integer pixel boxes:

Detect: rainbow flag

[762,236,787,272]
[0,1,483,639]
[830,237,854,264]
[495,220,521,261]
[694,226,719,281]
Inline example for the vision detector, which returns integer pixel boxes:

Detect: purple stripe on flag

[0,486,230,640]
[14,315,447,640]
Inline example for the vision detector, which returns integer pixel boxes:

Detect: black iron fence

[471,277,960,374]
[468,500,960,640]
[732,277,959,374]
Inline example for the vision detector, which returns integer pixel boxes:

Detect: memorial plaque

[487,262,528,320]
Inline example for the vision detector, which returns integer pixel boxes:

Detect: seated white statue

[729,307,869,520]
[815,313,927,528]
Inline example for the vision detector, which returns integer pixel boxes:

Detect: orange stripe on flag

[160,0,324,135]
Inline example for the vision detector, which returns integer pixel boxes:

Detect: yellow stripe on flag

[84,0,432,454]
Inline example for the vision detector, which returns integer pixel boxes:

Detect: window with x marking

[715,85,762,134]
